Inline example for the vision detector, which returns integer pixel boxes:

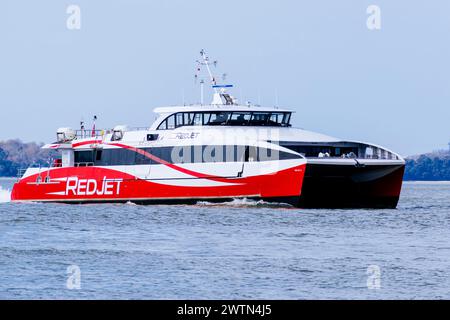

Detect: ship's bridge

[150,104,293,130]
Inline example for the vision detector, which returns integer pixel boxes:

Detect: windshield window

[250,113,270,126]
[229,112,251,125]
[205,112,231,125]
[157,111,291,130]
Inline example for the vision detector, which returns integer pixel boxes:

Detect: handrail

[74,162,94,167]
[128,126,149,131]
[307,155,399,160]
[74,127,149,139]
[75,129,106,139]
[17,168,28,179]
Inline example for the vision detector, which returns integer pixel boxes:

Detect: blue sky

[1,0,449,156]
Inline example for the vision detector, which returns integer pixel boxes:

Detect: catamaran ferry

[11,51,404,208]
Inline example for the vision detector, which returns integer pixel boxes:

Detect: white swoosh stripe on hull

[46,191,66,195]
[147,178,240,187]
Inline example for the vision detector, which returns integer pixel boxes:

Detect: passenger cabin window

[193,113,203,126]
[250,113,269,126]
[184,113,194,126]
[167,115,175,129]
[74,150,94,165]
[95,150,102,161]
[90,145,301,166]
[176,113,183,127]
[205,112,231,125]
[157,111,292,130]
[229,112,251,125]
[283,145,359,158]
[158,120,167,130]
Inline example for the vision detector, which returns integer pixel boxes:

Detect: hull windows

[74,145,300,167]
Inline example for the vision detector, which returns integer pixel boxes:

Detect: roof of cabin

[152,104,293,114]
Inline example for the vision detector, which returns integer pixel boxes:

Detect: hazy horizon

[1,1,449,157]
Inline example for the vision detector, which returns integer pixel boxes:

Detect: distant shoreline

[404,154,450,181]
[1,139,450,181]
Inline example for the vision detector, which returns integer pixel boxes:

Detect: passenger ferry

[11,51,404,208]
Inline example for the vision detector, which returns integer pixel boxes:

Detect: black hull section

[297,163,405,209]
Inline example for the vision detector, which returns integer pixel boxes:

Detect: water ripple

[1,179,450,299]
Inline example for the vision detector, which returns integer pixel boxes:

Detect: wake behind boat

[11,50,404,208]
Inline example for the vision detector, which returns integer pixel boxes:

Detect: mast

[199,49,218,93]
[195,49,235,105]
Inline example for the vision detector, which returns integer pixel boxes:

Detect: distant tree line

[0,140,56,177]
[404,155,450,181]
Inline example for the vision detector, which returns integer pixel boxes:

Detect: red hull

[11,164,306,203]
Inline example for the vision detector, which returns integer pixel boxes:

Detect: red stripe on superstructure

[72,140,103,148]
[69,141,303,184]
[109,142,241,183]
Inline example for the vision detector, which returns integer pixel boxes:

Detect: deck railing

[74,127,149,140]
[75,129,106,139]
[17,168,28,179]
[74,162,94,167]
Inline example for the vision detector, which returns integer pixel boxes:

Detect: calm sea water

[0,178,449,299]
